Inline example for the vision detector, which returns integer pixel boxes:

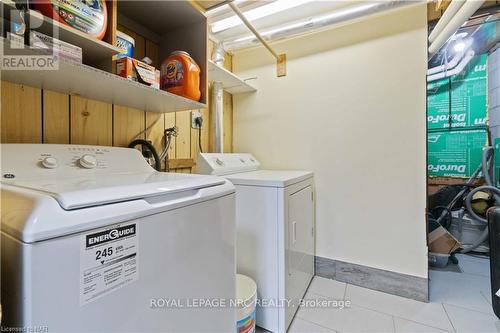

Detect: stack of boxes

[427,54,488,178]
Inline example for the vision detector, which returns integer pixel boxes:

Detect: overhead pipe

[428,0,485,56]
[223,1,415,51]
[428,0,466,43]
[427,50,465,75]
[427,49,475,82]
[427,37,473,75]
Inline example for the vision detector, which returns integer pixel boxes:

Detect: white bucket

[236,274,257,333]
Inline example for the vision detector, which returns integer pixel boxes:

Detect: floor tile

[345,284,454,331]
[429,270,493,315]
[482,290,493,305]
[443,304,500,332]
[288,318,337,333]
[308,276,346,300]
[393,317,449,333]
[455,254,490,277]
[295,293,342,331]
[335,304,395,332]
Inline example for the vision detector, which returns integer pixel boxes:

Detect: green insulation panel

[428,128,488,177]
[427,54,487,130]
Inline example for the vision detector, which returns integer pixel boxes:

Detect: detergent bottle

[34,0,107,40]
[161,51,201,101]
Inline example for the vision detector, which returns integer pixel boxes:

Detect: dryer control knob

[79,154,97,169]
[41,157,58,169]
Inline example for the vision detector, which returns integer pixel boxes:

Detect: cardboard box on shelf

[428,226,461,254]
[114,57,160,89]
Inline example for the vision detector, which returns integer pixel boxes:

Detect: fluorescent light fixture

[231,2,381,43]
[210,0,313,33]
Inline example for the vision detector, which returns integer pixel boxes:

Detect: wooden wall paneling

[200,107,210,156]
[145,112,165,169]
[175,110,192,173]
[223,91,233,153]
[70,95,112,145]
[1,81,42,143]
[190,110,200,172]
[43,90,69,144]
[146,40,159,69]
[164,112,176,170]
[104,0,118,46]
[133,33,146,61]
[113,105,145,147]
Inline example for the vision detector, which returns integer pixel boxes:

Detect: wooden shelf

[1,38,206,113]
[2,0,121,64]
[208,60,256,95]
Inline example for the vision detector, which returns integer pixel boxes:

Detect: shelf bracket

[228,2,286,77]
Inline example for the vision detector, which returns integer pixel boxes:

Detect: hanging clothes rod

[228,1,287,76]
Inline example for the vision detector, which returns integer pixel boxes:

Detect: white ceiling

[208,0,358,42]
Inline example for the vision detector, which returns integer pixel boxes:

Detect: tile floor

[257,254,500,332]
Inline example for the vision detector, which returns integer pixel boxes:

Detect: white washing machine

[197,153,315,333]
[1,144,236,332]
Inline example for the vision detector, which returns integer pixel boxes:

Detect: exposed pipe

[211,82,224,153]
[428,0,485,56]
[428,0,466,43]
[223,1,414,51]
[427,49,475,82]
[427,50,465,75]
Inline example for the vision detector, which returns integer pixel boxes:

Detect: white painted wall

[232,5,428,278]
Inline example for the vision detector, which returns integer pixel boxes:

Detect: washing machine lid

[225,170,313,187]
[6,172,225,210]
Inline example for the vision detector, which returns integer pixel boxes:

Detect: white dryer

[1,144,236,332]
[197,153,315,333]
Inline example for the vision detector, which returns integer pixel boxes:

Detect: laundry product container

[237,274,257,333]
[116,31,135,59]
[161,51,201,101]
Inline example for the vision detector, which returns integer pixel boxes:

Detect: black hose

[128,139,161,171]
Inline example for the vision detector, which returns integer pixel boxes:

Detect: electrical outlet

[191,111,202,129]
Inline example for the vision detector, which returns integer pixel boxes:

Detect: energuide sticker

[80,223,138,306]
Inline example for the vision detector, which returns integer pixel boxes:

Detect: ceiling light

[210,0,313,33]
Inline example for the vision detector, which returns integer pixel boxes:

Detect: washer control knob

[79,154,97,169]
[41,157,58,169]
[215,158,224,166]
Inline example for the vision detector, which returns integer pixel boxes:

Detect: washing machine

[1,144,236,332]
[197,153,315,333]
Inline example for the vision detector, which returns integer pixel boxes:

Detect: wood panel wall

[0,33,233,174]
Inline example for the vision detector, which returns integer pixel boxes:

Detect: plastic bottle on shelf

[160,51,201,102]
[34,0,107,40]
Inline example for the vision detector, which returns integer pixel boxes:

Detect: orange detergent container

[161,51,201,101]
